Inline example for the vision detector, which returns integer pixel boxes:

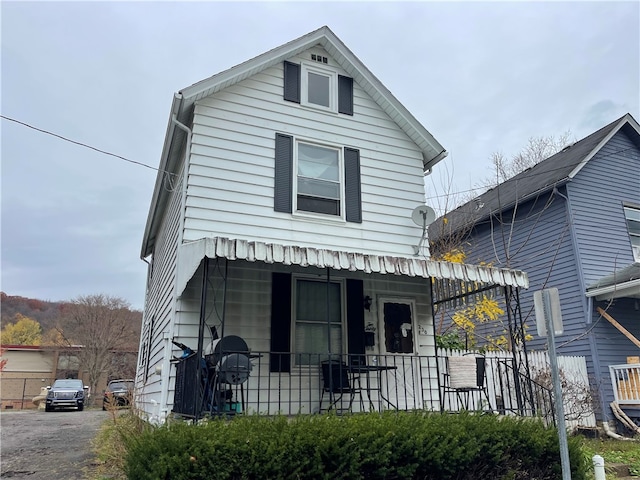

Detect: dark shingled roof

[431,114,639,238]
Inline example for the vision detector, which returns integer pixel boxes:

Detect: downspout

[159,111,192,421]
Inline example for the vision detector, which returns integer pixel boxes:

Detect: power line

[426,146,636,202]
[1,114,165,174]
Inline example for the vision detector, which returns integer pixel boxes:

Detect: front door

[378,297,415,355]
[377,297,422,409]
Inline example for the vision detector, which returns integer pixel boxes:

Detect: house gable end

[431,114,639,241]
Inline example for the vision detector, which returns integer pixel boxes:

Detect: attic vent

[311,54,328,64]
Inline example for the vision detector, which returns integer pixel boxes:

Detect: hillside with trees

[1,292,142,391]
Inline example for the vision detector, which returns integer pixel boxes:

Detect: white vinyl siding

[135,163,183,414]
[183,46,426,258]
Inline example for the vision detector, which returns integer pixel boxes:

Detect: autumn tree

[430,132,572,351]
[55,294,141,405]
[0,314,42,345]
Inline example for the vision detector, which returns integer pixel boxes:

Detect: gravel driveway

[0,408,109,479]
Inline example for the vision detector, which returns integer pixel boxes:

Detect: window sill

[292,210,347,225]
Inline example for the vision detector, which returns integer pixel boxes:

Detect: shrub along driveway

[0,408,108,479]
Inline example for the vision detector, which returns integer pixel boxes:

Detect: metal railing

[172,350,555,423]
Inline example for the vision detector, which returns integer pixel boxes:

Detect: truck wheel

[78,404,84,412]
[45,405,53,412]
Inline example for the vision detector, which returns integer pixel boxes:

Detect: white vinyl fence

[440,349,596,429]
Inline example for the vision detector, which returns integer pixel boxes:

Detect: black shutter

[346,279,365,366]
[274,133,293,213]
[344,147,362,223]
[283,61,300,103]
[338,75,354,115]
[270,272,292,372]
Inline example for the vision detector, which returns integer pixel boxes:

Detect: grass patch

[90,409,151,480]
[581,437,640,478]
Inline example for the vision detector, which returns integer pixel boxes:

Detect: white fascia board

[318,34,447,167]
[178,26,447,168]
[569,114,640,179]
[585,278,640,300]
[141,93,183,258]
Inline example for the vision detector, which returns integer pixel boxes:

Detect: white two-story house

[136,26,528,422]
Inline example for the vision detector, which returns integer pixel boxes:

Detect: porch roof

[586,262,640,300]
[176,237,529,296]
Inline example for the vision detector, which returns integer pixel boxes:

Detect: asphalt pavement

[0,408,109,479]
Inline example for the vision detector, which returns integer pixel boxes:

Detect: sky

[1,1,638,311]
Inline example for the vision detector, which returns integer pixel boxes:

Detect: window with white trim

[283,61,354,116]
[301,64,336,111]
[624,206,640,261]
[296,141,341,216]
[274,133,362,222]
[293,278,343,366]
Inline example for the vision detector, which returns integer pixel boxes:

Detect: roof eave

[586,278,640,300]
[568,113,640,179]
[179,26,446,164]
[141,93,183,259]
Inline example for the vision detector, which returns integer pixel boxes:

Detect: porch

[171,349,556,425]
[166,240,540,423]
[610,361,640,427]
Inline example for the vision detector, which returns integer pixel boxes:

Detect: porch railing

[172,350,555,424]
[610,363,640,405]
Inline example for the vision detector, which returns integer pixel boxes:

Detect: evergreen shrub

[124,411,589,480]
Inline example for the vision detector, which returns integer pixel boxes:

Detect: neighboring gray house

[135,26,530,422]
[430,113,640,423]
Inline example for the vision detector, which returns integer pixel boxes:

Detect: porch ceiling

[176,237,529,296]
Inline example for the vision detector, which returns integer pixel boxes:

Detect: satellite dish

[411,205,436,227]
[411,205,436,256]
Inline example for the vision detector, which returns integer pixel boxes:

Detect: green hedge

[124,412,589,480]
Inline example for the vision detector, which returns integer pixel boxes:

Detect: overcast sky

[1,1,638,311]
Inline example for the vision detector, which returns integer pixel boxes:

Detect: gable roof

[431,113,640,238]
[142,26,448,258]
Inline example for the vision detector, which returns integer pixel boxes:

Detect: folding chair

[319,359,362,413]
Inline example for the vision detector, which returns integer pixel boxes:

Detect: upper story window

[302,64,336,111]
[297,142,341,215]
[624,206,640,261]
[274,133,361,223]
[284,60,353,116]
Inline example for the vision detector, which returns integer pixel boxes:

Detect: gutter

[424,149,449,174]
[140,93,185,259]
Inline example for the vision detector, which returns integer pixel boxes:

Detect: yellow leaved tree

[433,243,533,351]
[0,314,42,345]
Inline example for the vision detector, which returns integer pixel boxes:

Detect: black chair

[443,355,492,411]
[319,359,362,413]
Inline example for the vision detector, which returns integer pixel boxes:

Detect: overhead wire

[3,114,636,203]
[0,114,178,181]
[425,146,637,202]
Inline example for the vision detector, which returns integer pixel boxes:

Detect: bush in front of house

[124,411,589,480]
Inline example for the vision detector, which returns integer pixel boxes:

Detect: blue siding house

[431,114,640,425]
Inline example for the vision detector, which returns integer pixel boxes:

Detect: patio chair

[443,355,491,412]
[319,359,362,413]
